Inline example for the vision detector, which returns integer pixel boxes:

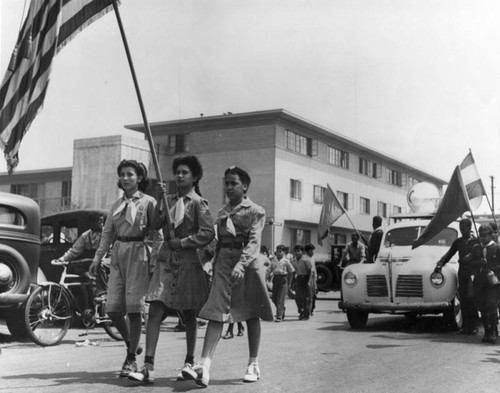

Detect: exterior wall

[0,168,72,216]
[72,135,152,209]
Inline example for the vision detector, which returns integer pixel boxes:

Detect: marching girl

[90,159,163,377]
[183,166,273,387]
[129,155,215,383]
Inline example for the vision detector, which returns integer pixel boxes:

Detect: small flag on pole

[317,184,346,246]
[413,166,470,249]
[0,0,118,174]
[459,151,487,211]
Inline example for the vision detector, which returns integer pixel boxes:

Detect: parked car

[0,192,43,335]
[39,209,108,283]
[339,214,461,330]
[315,245,345,292]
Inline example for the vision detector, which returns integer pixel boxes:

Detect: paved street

[1,292,500,393]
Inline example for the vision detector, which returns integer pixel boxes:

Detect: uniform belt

[116,236,145,242]
[218,241,248,249]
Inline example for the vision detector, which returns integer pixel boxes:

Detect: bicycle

[23,258,122,346]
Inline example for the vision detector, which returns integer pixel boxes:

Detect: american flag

[0,0,118,174]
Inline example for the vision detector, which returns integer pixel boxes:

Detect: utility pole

[491,176,495,214]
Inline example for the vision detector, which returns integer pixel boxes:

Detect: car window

[384,227,420,247]
[61,226,78,243]
[41,225,54,244]
[384,226,458,247]
[425,227,458,247]
[0,205,25,226]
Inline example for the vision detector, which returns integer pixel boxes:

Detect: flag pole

[111,0,174,239]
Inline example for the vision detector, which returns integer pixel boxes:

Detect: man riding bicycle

[55,215,109,300]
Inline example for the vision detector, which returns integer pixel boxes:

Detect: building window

[313,185,325,204]
[334,233,347,245]
[408,176,420,187]
[337,191,352,210]
[61,180,71,209]
[360,197,370,215]
[291,228,311,248]
[286,130,307,155]
[328,147,349,169]
[167,134,186,154]
[359,158,371,176]
[392,205,402,215]
[372,163,382,178]
[290,179,302,200]
[285,130,317,156]
[377,202,388,218]
[388,169,405,186]
[11,183,38,198]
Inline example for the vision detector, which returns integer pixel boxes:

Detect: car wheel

[0,247,30,296]
[443,294,462,331]
[346,309,369,329]
[316,265,332,292]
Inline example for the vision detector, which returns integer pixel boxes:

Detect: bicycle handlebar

[51,259,68,266]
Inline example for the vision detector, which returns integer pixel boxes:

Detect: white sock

[200,357,212,369]
[248,357,258,365]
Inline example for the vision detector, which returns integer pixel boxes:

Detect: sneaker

[237,327,245,336]
[180,363,197,381]
[222,331,234,339]
[182,363,210,387]
[275,318,282,323]
[128,363,154,383]
[119,359,137,377]
[243,362,260,382]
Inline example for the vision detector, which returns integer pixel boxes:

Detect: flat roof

[125,108,447,185]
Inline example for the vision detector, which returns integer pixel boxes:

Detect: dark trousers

[474,280,500,335]
[458,274,478,329]
[271,275,289,319]
[295,275,311,318]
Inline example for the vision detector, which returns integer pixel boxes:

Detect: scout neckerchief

[113,191,142,225]
[169,194,186,229]
[215,196,251,237]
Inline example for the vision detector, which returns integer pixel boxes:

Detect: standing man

[367,216,383,264]
[434,218,477,334]
[304,244,317,316]
[465,224,500,343]
[341,233,366,267]
[293,245,312,320]
[268,244,295,322]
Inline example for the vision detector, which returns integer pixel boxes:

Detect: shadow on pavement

[1,370,246,391]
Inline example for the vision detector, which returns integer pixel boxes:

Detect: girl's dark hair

[172,155,204,196]
[224,166,251,190]
[116,159,150,192]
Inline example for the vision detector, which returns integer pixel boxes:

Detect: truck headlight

[344,271,357,287]
[430,271,444,287]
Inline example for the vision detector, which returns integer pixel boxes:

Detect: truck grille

[366,275,388,297]
[395,275,423,297]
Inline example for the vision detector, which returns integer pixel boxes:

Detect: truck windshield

[384,226,458,247]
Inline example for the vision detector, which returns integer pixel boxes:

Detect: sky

[1,0,500,214]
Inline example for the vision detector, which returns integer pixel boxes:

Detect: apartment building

[125,109,446,253]
[0,109,446,253]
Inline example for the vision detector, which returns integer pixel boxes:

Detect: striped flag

[459,151,487,211]
[0,0,118,173]
[317,184,346,246]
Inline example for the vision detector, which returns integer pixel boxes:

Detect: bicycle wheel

[24,284,72,346]
[98,302,123,341]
